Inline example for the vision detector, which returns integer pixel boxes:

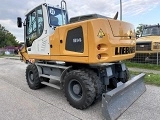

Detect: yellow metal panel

[136,36,160,52]
[58,22,88,56]
[87,18,136,63]
[50,56,88,63]
[28,54,51,60]
[19,46,29,63]
[25,18,136,64]
[107,19,135,37]
[49,28,60,55]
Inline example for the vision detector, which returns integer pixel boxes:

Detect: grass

[145,74,160,86]
[124,61,160,71]
[123,60,160,86]
[130,71,160,86]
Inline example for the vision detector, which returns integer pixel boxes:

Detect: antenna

[113,12,118,20]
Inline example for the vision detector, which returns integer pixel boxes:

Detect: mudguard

[102,73,146,120]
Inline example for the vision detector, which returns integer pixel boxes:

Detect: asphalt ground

[0,58,160,120]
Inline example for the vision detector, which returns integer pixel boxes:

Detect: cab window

[26,6,44,47]
[48,7,67,26]
[142,26,160,37]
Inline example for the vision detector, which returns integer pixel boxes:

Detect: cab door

[25,5,50,55]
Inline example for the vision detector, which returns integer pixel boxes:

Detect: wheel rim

[68,79,83,101]
[28,70,34,84]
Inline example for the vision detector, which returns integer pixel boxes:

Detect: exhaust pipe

[102,73,146,120]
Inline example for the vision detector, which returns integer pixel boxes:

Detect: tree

[136,24,144,35]
[0,24,19,48]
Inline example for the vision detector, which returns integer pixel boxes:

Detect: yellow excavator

[17,1,146,119]
[135,24,160,63]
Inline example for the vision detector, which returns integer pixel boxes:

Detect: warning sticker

[97,29,105,38]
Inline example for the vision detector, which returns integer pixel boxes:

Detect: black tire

[26,64,43,90]
[64,70,96,109]
[81,69,103,100]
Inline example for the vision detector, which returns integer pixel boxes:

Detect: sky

[0,0,160,42]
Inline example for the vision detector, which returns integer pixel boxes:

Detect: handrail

[61,0,68,25]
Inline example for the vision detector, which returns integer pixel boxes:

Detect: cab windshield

[48,6,67,26]
[142,26,160,37]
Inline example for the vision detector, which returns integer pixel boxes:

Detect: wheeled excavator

[17,1,146,119]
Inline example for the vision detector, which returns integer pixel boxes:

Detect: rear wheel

[26,64,44,90]
[81,69,103,100]
[64,70,96,109]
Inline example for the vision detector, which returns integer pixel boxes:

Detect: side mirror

[17,17,22,28]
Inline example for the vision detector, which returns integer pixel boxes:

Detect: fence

[128,52,160,66]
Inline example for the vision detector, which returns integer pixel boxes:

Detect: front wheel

[26,64,43,90]
[64,70,96,109]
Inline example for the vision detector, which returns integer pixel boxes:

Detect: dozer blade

[102,73,146,120]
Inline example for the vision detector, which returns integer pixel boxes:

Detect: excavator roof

[24,3,62,16]
[69,14,111,23]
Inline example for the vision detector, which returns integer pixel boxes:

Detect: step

[35,63,69,69]
[39,74,60,81]
[41,81,61,89]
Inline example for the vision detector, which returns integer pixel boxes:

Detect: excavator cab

[17,0,68,56]
[17,0,68,27]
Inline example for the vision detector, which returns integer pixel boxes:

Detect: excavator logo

[97,29,105,38]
